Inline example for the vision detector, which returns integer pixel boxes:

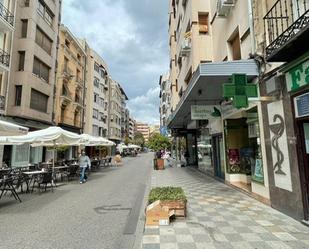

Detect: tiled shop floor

[142,167,309,249]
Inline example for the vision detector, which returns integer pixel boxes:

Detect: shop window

[198,13,209,34]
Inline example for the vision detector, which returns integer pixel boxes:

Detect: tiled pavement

[142,166,309,249]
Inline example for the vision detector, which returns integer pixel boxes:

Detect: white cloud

[62,0,168,124]
[127,87,160,125]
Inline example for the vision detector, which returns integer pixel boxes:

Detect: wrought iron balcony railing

[264,0,309,60]
[0,2,14,27]
[0,48,10,68]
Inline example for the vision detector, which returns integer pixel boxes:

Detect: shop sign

[191,105,214,120]
[294,92,309,118]
[223,74,258,109]
[286,59,309,92]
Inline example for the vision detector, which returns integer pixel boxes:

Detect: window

[35,27,52,54]
[228,30,241,60]
[37,0,54,27]
[94,93,99,103]
[92,125,99,136]
[21,19,28,38]
[93,77,99,88]
[15,86,22,106]
[24,0,30,7]
[65,39,70,48]
[94,62,100,72]
[33,57,50,82]
[99,97,104,107]
[77,54,81,61]
[92,109,98,119]
[30,89,48,113]
[198,13,209,33]
[18,51,25,71]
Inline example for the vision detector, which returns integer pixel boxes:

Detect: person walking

[79,150,91,184]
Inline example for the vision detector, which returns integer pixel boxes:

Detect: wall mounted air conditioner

[180,38,191,57]
[217,0,235,17]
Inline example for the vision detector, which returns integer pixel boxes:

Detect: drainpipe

[248,0,256,54]
[81,43,87,134]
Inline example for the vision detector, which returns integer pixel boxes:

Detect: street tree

[147,133,171,151]
[134,132,145,147]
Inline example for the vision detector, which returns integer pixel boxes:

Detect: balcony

[264,0,309,62]
[0,48,9,71]
[73,96,84,109]
[0,2,14,32]
[179,38,191,57]
[75,76,84,88]
[61,65,73,79]
[60,87,72,106]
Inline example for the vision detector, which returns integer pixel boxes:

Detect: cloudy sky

[62,0,169,125]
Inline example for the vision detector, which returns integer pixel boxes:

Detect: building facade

[159,73,171,128]
[252,0,309,222]
[128,116,135,140]
[80,40,109,138]
[6,0,61,129]
[120,87,129,140]
[54,25,86,134]
[135,122,150,143]
[108,79,122,143]
[167,0,309,223]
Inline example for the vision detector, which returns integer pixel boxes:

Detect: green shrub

[148,186,186,204]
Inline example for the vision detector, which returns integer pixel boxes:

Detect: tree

[133,132,145,147]
[147,133,171,151]
[124,136,132,146]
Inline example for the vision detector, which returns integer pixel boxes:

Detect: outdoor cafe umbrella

[127,144,140,149]
[0,127,86,184]
[80,134,115,147]
[0,120,28,136]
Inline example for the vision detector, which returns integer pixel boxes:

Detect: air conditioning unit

[180,38,191,57]
[217,0,235,17]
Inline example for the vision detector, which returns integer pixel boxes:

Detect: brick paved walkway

[142,166,309,249]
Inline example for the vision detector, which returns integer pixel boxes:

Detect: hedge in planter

[148,187,187,217]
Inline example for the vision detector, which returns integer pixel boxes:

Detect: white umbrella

[0,127,85,184]
[127,144,140,149]
[0,120,28,136]
[80,134,115,147]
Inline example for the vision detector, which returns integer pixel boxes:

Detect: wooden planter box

[156,158,164,170]
[160,200,187,217]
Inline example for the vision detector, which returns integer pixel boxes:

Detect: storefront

[222,102,268,199]
[284,57,309,221]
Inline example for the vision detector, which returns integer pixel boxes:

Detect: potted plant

[148,186,187,217]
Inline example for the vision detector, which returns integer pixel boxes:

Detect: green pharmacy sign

[223,74,258,109]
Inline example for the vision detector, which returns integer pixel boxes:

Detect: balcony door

[293,0,309,20]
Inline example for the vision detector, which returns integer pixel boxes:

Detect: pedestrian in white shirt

[79,150,91,184]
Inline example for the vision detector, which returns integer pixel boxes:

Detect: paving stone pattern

[142,166,309,249]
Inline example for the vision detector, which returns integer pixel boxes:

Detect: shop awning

[168,60,259,129]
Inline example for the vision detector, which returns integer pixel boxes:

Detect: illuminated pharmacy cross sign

[223,74,258,109]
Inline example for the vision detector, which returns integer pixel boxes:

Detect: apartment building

[0,0,16,116]
[135,122,150,143]
[108,79,122,143]
[1,0,61,167]
[128,116,135,140]
[79,40,109,138]
[168,0,212,113]
[149,125,160,137]
[6,0,61,129]
[54,25,86,134]
[159,73,171,128]
[120,87,129,140]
